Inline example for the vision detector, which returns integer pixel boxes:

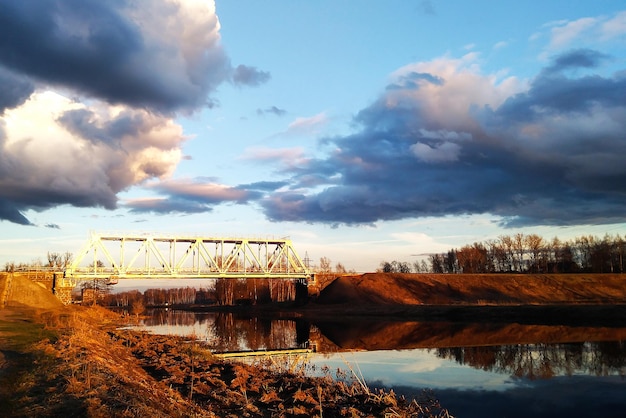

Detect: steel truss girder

[65,233,312,281]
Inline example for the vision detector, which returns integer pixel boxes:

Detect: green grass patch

[0,308,57,352]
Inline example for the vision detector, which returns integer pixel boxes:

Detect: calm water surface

[140,310,626,417]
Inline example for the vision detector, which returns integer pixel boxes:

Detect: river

[139,309,626,417]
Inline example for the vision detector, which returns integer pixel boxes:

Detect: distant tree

[319,257,332,274]
[525,234,544,273]
[379,261,393,273]
[62,251,73,268]
[130,298,145,318]
[47,252,61,268]
[430,254,445,273]
[398,261,411,273]
[80,278,112,305]
[335,262,347,274]
[498,235,515,272]
[444,250,458,273]
[456,243,489,273]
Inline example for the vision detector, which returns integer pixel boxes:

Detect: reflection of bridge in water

[63,232,313,286]
[214,347,314,359]
[214,346,317,374]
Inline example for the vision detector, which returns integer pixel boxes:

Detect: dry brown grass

[1,305,211,417]
[317,273,626,306]
[1,303,451,417]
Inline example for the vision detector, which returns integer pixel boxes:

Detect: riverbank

[0,273,450,417]
[0,305,449,417]
[315,273,626,306]
[180,272,626,326]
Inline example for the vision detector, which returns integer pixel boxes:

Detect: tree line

[4,251,73,272]
[380,233,626,274]
[100,278,305,309]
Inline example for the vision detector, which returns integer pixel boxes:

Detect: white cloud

[600,10,626,40]
[392,55,525,133]
[286,112,328,135]
[549,17,597,49]
[239,146,309,169]
[0,91,184,210]
[493,41,508,50]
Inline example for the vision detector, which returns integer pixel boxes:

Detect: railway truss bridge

[61,233,313,287]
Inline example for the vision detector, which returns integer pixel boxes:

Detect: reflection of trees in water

[143,310,304,353]
[210,313,301,353]
[142,309,200,327]
[435,342,626,379]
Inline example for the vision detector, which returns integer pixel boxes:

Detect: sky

[1,0,626,273]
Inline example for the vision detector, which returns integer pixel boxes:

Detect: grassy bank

[0,304,450,417]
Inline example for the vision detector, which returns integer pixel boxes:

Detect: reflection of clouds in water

[433,376,626,418]
[401,351,446,373]
[141,323,209,340]
[310,349,519,392]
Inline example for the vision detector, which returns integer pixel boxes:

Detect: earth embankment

[0,272,61,311]
[315,273,626,306]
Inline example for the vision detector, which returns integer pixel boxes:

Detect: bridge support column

[53,286,73,305]
[295,280,309,304]
[53,274,74,305]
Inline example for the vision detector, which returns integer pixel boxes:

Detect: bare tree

[335,262,347,273]
[62,251,73,268]
[525,234,544,273]
[47,252,61,268]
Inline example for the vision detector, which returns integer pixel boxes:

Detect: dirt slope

[316,273,626,306]
[0,273,61,310]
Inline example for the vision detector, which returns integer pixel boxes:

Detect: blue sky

[1,1,626,272]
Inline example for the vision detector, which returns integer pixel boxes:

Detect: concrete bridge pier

[52,273,75,305]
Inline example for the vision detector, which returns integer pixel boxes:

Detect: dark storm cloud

[495,70,626,121]
[0,66,34,112]
[545,48,610,73]
[57,108,143,146]
[0,0,230,113]
[261,50,626,227]
[257,106,287,117]
[0,0,275,225]
[238,181,289,192]
[388,72,444,90]
[0,198,33,226]
[232,65,271,87]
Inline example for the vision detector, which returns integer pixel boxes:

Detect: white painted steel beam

[65,232,312,282]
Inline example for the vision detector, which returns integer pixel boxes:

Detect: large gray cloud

[0,0,269,226]
[0,92,185,222]
[0,0,236,113]
[0,66,35,113]
[261,49,626,227]
[0,0,248,113]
